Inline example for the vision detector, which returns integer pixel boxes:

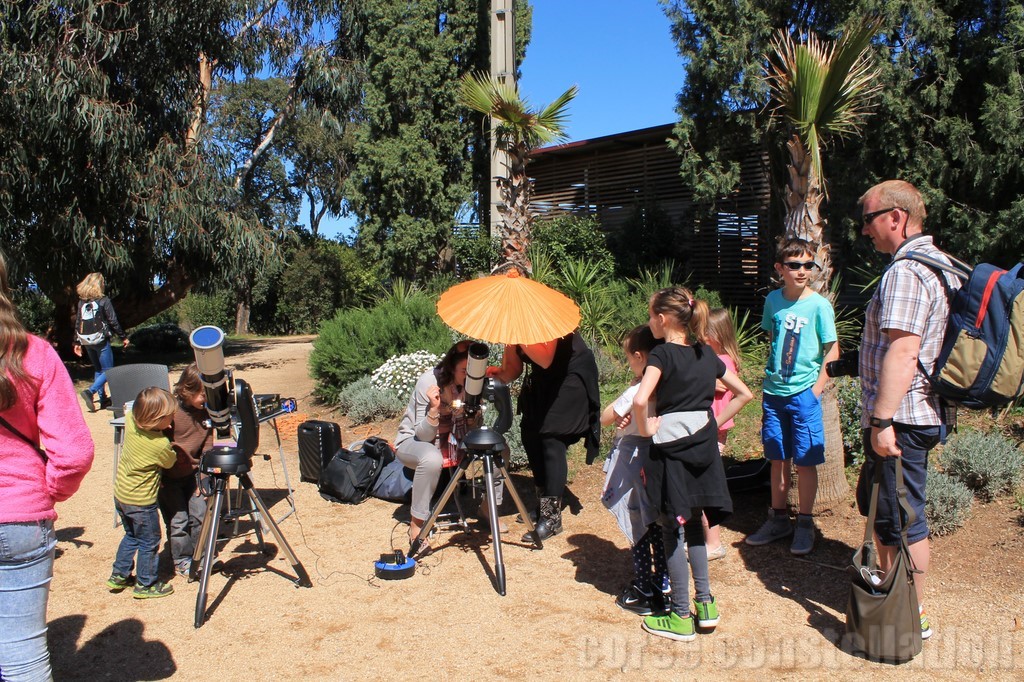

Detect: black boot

[523,496,562,542]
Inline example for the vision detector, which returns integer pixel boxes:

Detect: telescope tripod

[410,431,542,595]
[190,469,312,628]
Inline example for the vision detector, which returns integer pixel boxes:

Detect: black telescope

[186,324,311,627]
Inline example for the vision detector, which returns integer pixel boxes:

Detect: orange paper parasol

[436,270,581,345]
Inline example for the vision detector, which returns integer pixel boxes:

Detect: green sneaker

[920,606,932,640]
[693,597,720,628]
[132,581,174,599]
[642,611,696,642]
[106,573,134,592]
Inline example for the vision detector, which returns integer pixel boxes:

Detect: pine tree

[346,0,490,279]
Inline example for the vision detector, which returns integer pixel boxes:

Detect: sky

[316,1,683,239]
[519,0,682,142]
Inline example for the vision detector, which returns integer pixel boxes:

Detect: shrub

[371,351,441,402]
[12,288,54,335]
[178,291,234,331]
[693,285,722,309]
[451,226,499,277]
[277,241,383,334]
[925,464,974,535]
[310,292,452,400]
[492,412,527,470]
[940,429,1024,501]
[590,340,627,387]
[834,376,864,466]
[129,323,189,353]
[138,306,179,328]
[336,376,406,424]
[532,215,615,274]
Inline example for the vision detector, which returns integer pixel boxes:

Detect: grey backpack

[77,300,107,346]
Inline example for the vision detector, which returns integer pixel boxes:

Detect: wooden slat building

[528,123,776,311]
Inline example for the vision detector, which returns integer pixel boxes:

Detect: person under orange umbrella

[490,332,600,541]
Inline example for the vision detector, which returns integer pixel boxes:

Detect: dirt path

[50,337,1024,680]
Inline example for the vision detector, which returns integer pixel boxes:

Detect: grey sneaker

[745,509,793,546]
[790,516,815,555]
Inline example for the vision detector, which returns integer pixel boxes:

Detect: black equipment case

[297,420,342,484]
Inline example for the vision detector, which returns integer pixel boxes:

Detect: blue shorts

[856,424,940,546]
[761,387,825,466]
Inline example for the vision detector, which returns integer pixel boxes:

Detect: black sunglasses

[782,261,819,271]
[862,206,905,225]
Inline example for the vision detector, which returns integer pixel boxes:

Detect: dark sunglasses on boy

[782,261,819,271]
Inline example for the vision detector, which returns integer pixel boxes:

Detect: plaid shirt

[859,235,958,428]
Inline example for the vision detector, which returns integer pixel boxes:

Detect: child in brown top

[158,364,212,578]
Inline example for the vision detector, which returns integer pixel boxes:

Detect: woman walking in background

[73,272,128,412]
[0,250,95,679]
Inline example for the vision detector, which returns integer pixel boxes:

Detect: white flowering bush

[371,350,440,400]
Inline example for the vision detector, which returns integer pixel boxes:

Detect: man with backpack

[855,179,959,642]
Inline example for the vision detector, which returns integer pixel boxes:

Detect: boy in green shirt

[108,387,177,598]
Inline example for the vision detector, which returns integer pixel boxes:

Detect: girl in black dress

[633,287,752,641]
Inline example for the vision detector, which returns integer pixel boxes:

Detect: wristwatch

[869,416,893,429]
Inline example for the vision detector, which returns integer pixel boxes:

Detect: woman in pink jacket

[0,252,94,680]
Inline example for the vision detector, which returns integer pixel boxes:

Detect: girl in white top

[600,325,667,615]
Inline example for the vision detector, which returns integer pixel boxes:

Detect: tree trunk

[235,301,250,336]
[185,53,213,149]
[783,134,833,296]
[492,145,534,275]
[50,266,195,356]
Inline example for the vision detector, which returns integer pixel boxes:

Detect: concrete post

[489,0,515,238]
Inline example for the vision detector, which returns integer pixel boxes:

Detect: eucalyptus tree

[0,0,268,351]
[0,0,363,347]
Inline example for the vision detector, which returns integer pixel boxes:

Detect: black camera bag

[319,437,395,504]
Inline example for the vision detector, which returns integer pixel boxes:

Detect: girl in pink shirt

[0,252,94,680]
[702,308,743,560]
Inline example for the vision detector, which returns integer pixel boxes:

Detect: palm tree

[762,18,882,509]
[764,17,882,289]
[459,72,578,274]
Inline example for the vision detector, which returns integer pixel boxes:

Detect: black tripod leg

[411,458,469,557]
[239,474,312,588]
[481,454,506,595]
[495,459,543,549]
[194,480,226,628]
